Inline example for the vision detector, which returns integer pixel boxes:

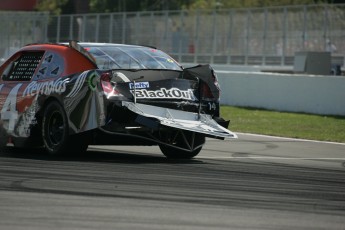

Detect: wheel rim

[159,131,205,159]
[47,111,64,146]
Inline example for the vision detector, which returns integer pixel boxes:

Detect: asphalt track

[0,133,345,230]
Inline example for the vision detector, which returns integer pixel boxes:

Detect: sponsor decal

[131,87,197,100]
[1,84,22,131]
[129,82,150,89]
[16,97,39,137]
[66,71,89,98]
[88,73,98,91]
[23,78,69,97]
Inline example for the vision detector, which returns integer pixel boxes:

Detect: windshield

[84,45,182,71]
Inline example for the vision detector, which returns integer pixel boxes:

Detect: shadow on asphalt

[0,146,206,165]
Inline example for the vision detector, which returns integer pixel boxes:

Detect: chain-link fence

[0,11,49,62]
[1,4,344,66]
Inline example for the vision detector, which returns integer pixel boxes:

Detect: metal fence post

[69,15,73,40]
[245,9,250,65]
[95,14,100,42]
[282,7,287,65]
[323,4,329,46]
[122,12,126,43]
[211,10,217,64]
[302,5,307,50]
[263,8,268,65]
[193,10,200,63]
[109,13,113,43]
[56,15,61,42]
[227,10,233,65]
[134,12,140,44]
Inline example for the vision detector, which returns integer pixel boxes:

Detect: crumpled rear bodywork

[122,101,236,139]
[0,42,237,151]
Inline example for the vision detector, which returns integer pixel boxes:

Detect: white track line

[198,156,345,160]
[235,132,345,146]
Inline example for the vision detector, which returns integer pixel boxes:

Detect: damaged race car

[0,41,237,159]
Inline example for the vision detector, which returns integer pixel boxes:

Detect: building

[0,0,38,11]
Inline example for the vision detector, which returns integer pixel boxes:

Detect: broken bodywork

[0,42,236,158]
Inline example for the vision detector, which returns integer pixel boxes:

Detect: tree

[37,0,192,14]
[36,0,69,15]
[36,0,336,15]
[89,0,192,12]
[186,0,328,10]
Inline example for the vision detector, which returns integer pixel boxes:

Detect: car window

[32,52,64,81]
[2,51,44,81]
[86,46,182,71]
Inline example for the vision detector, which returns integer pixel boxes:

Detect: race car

[0,41,237,159]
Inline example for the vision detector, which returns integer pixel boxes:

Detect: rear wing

[68,40,97,67]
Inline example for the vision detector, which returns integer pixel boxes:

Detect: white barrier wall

[216,70,345,116]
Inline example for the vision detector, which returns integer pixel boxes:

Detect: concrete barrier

[216,70,345,116]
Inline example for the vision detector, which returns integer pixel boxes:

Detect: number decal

[208,102,217,111]
[0,84,22,131]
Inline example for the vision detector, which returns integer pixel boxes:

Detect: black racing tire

[0,125,7,150]
[159,145,203,159]
[42,101,69,155]
[159,133,205,159]
[42,101,88,155]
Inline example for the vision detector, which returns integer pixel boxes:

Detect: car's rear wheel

[159,131,205,159]
[0,125,7,152]
[42,101,88,155]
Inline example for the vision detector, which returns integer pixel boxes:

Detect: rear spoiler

[68,40,97,67]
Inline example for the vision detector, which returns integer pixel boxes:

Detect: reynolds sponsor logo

[129,82,149,89]
[23,78,69,97]
[132,88,197,100]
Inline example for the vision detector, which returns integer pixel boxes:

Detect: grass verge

[220,106,345,143]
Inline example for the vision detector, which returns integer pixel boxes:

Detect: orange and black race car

[0,41,236,158]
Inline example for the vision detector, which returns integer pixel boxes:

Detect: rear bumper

[122,101,237,139]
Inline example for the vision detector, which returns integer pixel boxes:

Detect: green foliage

[36,0,330,14]
[36,0,69,15]
[221,106,345,143]
[89,0,118,12]
[89,0,191,12]
[187,0,328,9]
